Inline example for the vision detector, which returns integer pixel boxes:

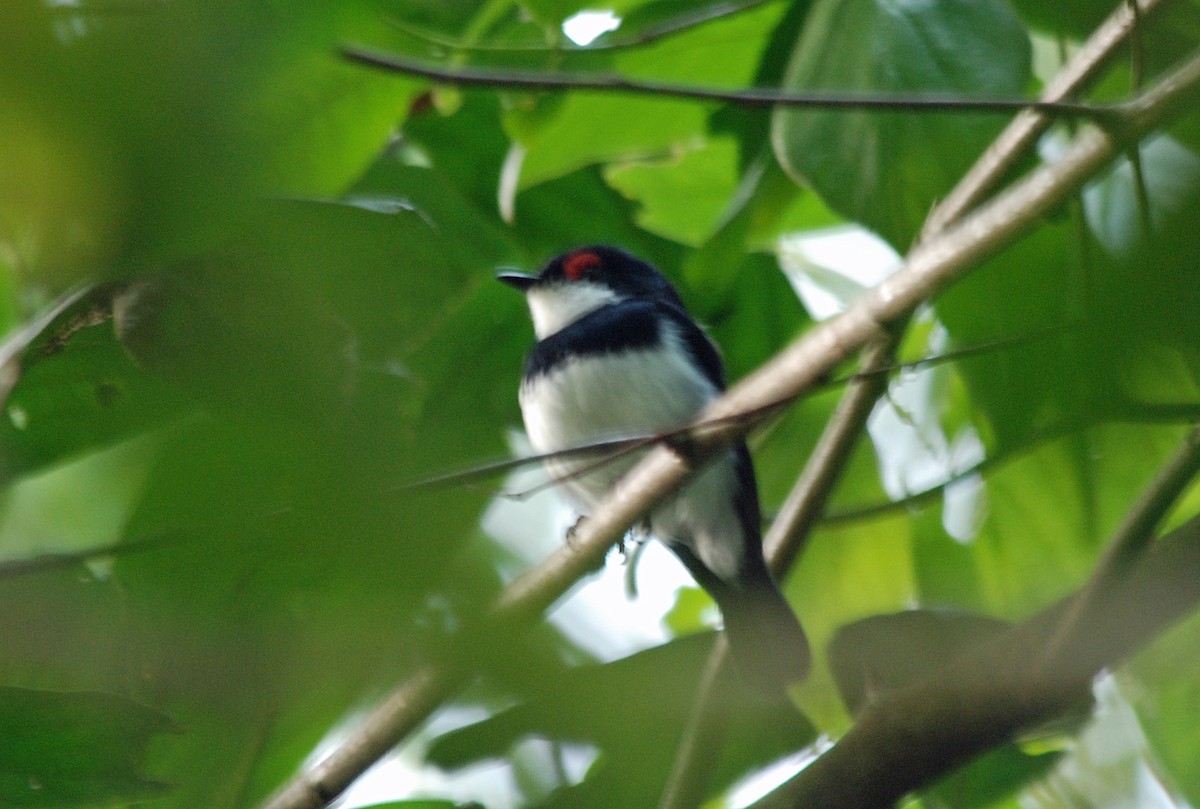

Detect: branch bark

[750,473,1200,809]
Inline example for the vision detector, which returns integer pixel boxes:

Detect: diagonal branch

[258,44,1200,809]
[657,337,899,809]
[750,430,1200,809]
[921,0,1168,237]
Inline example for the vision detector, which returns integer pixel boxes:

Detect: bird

[499,245,810,693]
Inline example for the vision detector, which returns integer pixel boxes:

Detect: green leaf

[509,1,784,189]
[0,302,193,482]
[0,687,172,807]
[771,0,1031,248]
[662,586,717,636]
[785,510,917,730]
[829,610,1010,712]
[1129,613,1200,804]
[926,744,1062,809]
[934,222,1078,447]
[603,137,741,246]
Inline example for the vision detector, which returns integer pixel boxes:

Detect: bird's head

[498,245,683,339]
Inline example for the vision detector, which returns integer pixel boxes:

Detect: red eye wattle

[563,251,602,281]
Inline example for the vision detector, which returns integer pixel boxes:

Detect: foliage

[1,1,1199,808]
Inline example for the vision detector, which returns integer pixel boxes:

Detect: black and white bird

[499,245,810,692]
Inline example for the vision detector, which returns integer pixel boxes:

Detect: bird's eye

[563,251,602,281]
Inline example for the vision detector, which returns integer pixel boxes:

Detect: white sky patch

[867,323,986,543]
[725,739,831,808]
[777,226,902,320]
[562,9,621,46]
[776,234,987,541]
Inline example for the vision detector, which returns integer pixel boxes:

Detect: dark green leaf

[429,633,816,808]
[771,0,1031,247]
[0,687,172,807]
[830,611,1078,808]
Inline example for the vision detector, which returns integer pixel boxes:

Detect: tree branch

[259,43,1200,809]
[749,444,1200,809]
[657,338,900,809]
[921,0,1168,237]
[339,46,1114,120]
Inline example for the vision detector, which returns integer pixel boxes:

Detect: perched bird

[499,245,809,692]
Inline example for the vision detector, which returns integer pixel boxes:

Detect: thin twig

[1126,0,1156,236]
[0,283,97,404]
[403,326,1065,493]
[655,636,736,809]
[921,0,1168,239]
[340,46,1114,120]
[0,533,180,579]
[387,0,778,54]
[1040,424,1200,669]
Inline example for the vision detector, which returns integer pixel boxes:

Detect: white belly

[520,347,716,511]
[520,346,749,583]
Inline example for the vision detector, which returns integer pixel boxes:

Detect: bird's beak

[496,269,538,292]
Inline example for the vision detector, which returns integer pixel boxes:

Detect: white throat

[526,282,622,339]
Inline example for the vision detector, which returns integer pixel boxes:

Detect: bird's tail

[715,575,810,695]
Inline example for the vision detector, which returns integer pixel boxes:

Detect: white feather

[526,282,621,339]
[520,321,746,581]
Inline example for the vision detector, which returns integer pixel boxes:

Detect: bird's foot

[564,514,587,547]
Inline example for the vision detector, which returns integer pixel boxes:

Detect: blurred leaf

[973,425,1189,616]
[0,687,172,807]
[830,611,1083,809]
[828,609,1010,713]
[771,0,1031,248]
[511,94,708,191]
[926,745,1062,809]
[786,510,916,730]
[0,299,193,482]
[662,585,716,635]
[1006,0,1110,38]
[1128,613,1200,804]
[1083,135,1200,260]
[428,633,816,808]
[934,221,1081,447]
